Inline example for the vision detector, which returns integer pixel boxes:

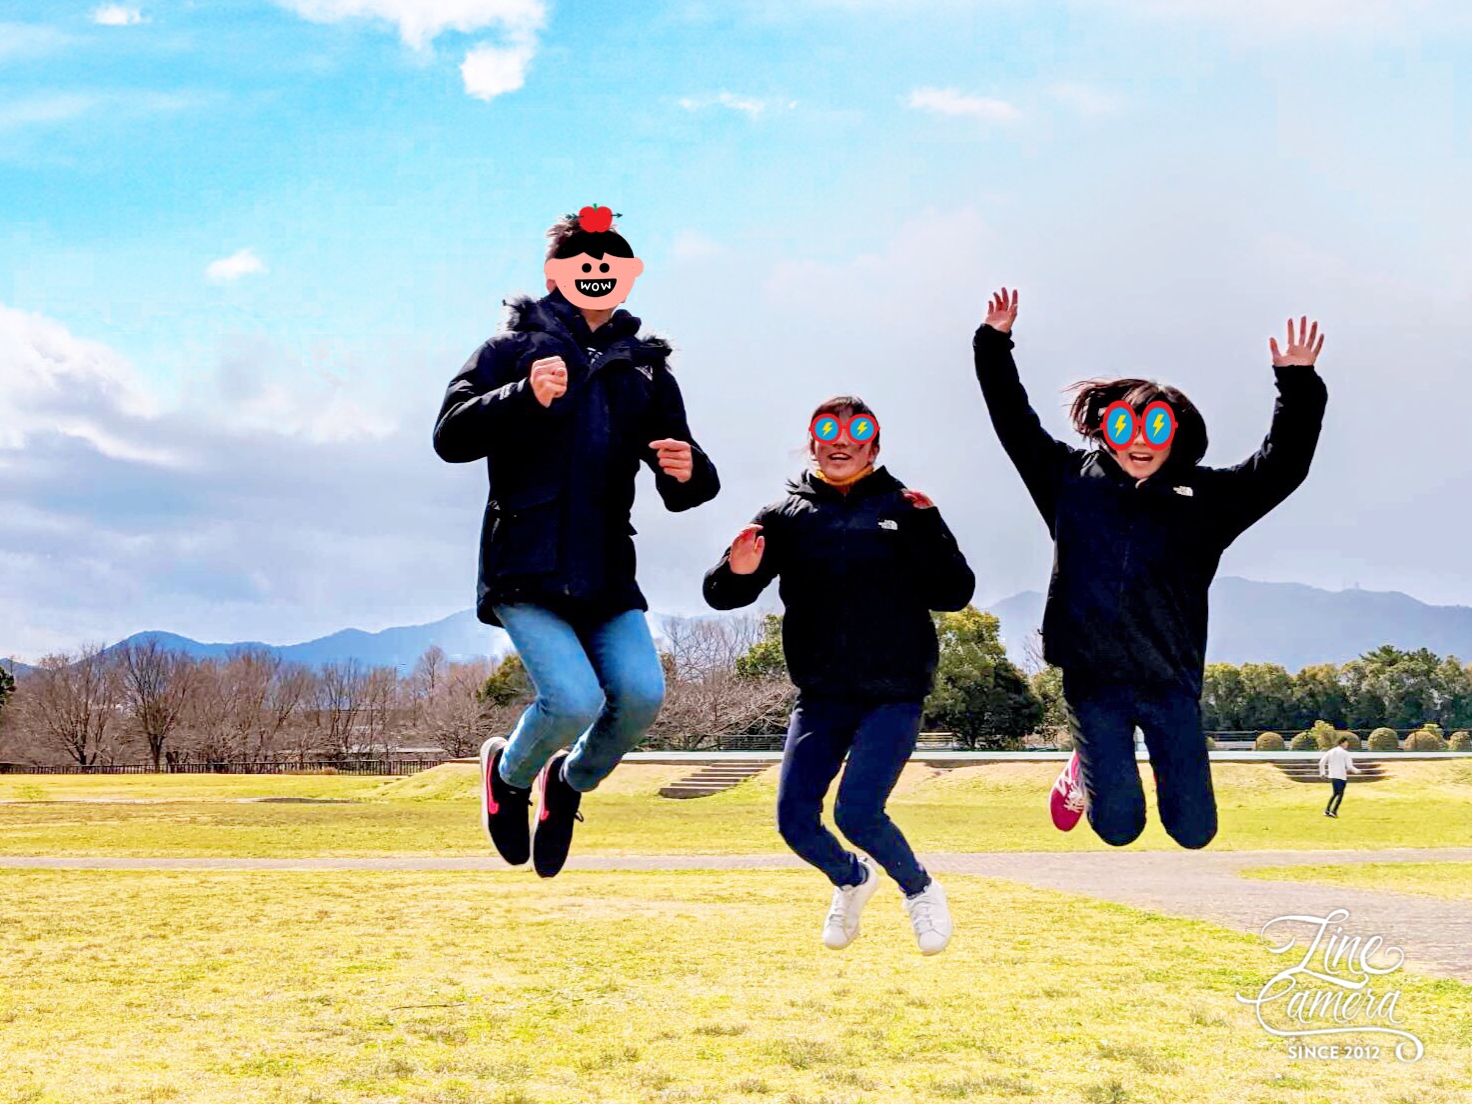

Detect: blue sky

[3,0,1472,659]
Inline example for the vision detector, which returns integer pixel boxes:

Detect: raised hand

[650,438,694,483]
[1270,316,1325,368]
[901,489,935,510]
[728,523,765,575]
[985,287,1019,334]
[529,356,568,406]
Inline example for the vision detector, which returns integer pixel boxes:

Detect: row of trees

[0,607,1047,765]
[1200,645,1472,733]
[0,641,494,768]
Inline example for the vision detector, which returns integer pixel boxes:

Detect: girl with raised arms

[973,288,1327,848]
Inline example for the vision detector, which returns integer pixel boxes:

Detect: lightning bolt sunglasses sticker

[1142,400,1177,450]
[810,413,880,444]
[1102,401,1137,448]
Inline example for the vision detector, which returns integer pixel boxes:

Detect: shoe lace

[1063,786,1086,814]
[908,895,937,933]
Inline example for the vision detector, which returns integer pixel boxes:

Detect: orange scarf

[812,463,875,489]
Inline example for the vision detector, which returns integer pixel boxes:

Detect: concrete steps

[658,761,773,799]
[1273,758,1390,784]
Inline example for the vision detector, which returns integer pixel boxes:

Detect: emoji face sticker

[544,204,645,310]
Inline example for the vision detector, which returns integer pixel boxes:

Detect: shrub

[1289,732,1317,751]
[1055,729,1075,752]
[1204,735,1217,750]
[1420,723,1444,738]
[1254,731,1285,751]
[1335,730,1362,751]
[1307,720,1338,750]
[1450,731,1472,752]
[1405,729,1448,752]
[1367,727,1400,752]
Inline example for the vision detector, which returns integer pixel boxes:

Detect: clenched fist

[650,438,693,483]
[529,356,568,407]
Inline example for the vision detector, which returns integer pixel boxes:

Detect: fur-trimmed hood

[501,290,674,365]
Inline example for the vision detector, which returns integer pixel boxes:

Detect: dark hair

[807,395,881,454]
[545,214,635,261]
[1338,736,1351,746]
[1066,378,1207,467]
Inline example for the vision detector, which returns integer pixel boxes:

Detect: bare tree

[180,657,238,766]
[219,648,311,762]
[659,614,764,682]
[119,640,196,769]
[361,666,400,753]
[417,657,496,757]
[316,659,369,756]
[22,644,124,766]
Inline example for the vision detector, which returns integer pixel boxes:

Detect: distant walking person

[704,397,975,955]
[434,206,719,877]
[1318,737,1360,817]
[974,287,1328,849]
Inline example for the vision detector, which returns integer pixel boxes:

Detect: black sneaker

[479,737,531,865]
[532,750,583,879]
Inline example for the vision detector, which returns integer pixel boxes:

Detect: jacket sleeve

[1207,366,1328,543]
[703,506,779,610]
[432,337,544,463]
[900,505,976,612]
[645,363,719,511]
[1317,751,1329,776]
[973,324,1082,527]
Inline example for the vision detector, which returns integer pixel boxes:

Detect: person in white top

[1317,737,1361,818]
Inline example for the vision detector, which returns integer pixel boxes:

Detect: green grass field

[1242,861,1472,902]
[3,868,1470,1104]
[1,760,1469,858]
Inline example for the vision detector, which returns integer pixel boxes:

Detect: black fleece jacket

[703,467,976,702]
[434,290,719,626]
[973,323,1327,697]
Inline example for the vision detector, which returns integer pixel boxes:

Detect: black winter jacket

[703,467,976,702]
[973,323,1327,697]
[434,290,719,626]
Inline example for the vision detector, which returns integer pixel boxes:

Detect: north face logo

[1174,486,1194,497]
[635,364,653,381]
[878,519,898,530]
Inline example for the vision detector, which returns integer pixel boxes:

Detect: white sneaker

[821,855,880,950]
[904,877,953,955]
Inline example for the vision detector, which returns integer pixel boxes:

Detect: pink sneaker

[1049,751,1087,831]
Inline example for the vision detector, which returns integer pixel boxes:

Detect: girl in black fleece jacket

[974,287,1328,849]
[704,396,975,955]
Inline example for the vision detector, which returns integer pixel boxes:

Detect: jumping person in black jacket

[434,207,719,877]
[705,397,975,954]
[974,288,1327,849]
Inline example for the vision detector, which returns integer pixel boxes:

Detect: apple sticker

[544,204,645,310]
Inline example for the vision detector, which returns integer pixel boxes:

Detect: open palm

[1270,316,1325,367]
[985,287,1019,333]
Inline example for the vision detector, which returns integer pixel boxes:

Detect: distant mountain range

[7,578,1472,676]
[987,577,1472,672]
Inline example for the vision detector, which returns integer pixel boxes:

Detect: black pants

[1326,778,1346,814]
[776,696,930,896]
[1064,676,1217,849]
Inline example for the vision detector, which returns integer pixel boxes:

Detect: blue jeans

[776,697,930,897]
[1063,676,1217,849]
[492,604,666,792]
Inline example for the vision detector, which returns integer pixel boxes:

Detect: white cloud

[0,302,441,658]
[277,0,545,50]
[678,92,795,117]
[205,248,267,283]
[92,4,146,25]
[1049,82,1119,117]
[0,23,71,59]
[278,1,547,101]
[460,35,536,100]
[907,88,1020,122]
